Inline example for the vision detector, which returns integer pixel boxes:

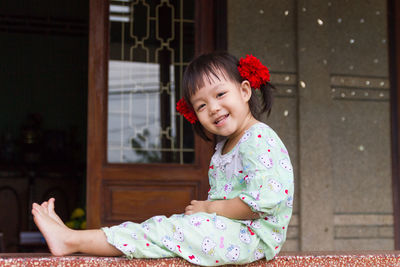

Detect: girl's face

[190,73,254,139]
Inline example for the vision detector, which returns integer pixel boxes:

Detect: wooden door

[87,0,220,227]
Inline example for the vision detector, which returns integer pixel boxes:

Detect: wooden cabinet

[0,177,29,252]
[0,173,81,252]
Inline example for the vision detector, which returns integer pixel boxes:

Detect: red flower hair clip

[238,55,270,89]
[176,97,198,124]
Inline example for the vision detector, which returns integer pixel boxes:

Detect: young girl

[32,52,294,266]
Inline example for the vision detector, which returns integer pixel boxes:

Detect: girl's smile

[214,114,229,126]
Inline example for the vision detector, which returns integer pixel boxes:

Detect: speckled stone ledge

[1,251,400,266]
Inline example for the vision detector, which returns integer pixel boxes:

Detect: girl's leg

[32,199,122,256]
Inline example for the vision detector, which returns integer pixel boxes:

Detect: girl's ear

[240,80,252,102]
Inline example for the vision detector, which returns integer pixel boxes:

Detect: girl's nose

[209,101,220,114]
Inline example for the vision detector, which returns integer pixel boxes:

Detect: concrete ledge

[0,251,400,266]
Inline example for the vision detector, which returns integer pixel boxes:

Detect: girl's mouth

[214,114,229,125]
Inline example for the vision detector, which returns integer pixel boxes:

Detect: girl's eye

[197,104,205,111]
[217,92,226,97]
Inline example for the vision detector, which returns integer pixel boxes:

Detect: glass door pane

[107,0,195,164]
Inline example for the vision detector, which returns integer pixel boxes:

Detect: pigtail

[247,81,275,119]
[259,82,275,117]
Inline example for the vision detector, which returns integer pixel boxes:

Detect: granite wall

[228,0,393,251]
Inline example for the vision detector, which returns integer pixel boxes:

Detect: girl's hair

[182,51,275,141]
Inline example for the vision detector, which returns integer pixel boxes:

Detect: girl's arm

[184,198,260,220]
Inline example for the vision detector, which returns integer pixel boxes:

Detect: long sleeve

[237,124,294,217]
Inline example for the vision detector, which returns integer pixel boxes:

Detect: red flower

[238,55,270,89]
[176,98,198,124]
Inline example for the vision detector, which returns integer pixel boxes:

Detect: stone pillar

[296,0,334,250]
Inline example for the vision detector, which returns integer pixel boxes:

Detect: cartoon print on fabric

[265,215,279,224]
[173,226,184,242]
[242,220,262,229]
[286,196,293,208]
[120,222,133,228]
[279,158,293,172]
[161,236,176,252]
[213,216,227,230]
[267,137,278,147]
[271,229,283,244]
[259,154,273,169]
[267,179,282,192]
[251,221,261,229]
[219,236,225,248]
[248,201,259,211]
[131,233,138,240]
[249,190,260,200]
[116,243,136,254]
[201,237,216,255]
[240,131,252,144]
[141,223,150,232]
[189,216,204,227]
[226,245,241,262]
[224,183,233,194]
[153,216,164,223]
[239,228,251,244]
[242,220,252,227]
[242,171,256,184]
[187,254,201,265]
[254,247,265,260]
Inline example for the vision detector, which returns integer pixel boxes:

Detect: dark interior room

[0,1,89,252]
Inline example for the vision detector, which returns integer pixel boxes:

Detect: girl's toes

[41,201,49,210]
[32,208,38,216]
[32,203,42,214]
[33,203,47,213]
[48,198,55,211]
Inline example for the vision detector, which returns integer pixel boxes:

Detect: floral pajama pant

[102,212,266,266]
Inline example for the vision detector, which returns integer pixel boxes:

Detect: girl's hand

[184,200,211,215]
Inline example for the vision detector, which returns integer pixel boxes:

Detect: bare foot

[32,202,77,256]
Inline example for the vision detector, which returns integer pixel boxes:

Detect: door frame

[87,0,108,227]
